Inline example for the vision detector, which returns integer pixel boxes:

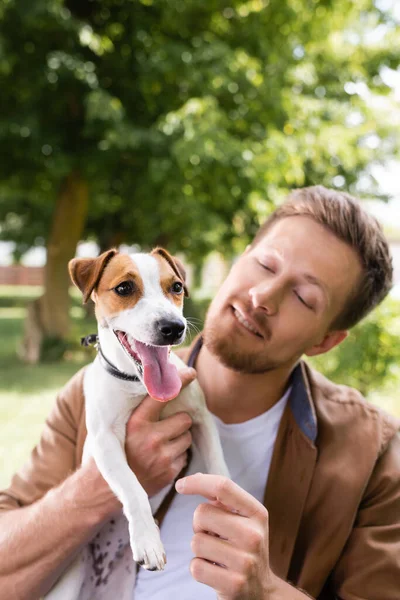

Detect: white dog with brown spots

[45,248,229,600]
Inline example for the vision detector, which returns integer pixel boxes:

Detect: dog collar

[81,334,140,382]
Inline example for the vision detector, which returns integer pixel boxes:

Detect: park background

[0,0,399,489]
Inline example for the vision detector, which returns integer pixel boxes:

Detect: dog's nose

[158,319,185,344]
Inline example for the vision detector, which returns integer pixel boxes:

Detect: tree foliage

[0,0,399,359]
[309,298,400,397]
[0,0,399,261]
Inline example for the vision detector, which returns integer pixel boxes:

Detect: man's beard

[203,308,279,374]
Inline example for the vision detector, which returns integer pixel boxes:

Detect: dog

[45,247,230,600]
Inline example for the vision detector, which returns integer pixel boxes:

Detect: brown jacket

[1,340,400,599]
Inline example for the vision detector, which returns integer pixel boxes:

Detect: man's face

[203,216,362,374]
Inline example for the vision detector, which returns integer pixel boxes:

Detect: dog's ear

[152,247,189,297]
[69,248,118,304]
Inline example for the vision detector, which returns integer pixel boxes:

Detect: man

[0,185,399,599]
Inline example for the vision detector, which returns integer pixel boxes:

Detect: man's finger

[130,367,197,422]
[193,502,241,540]
[157,413,193,442]
[189,557,233,595]
[167,429,192,457]
[170,452,189,479]
[176,473,268,520]
[178,366,198,388]
[131,393,165,422]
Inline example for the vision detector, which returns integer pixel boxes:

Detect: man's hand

[175,473,275,600]
[125,367,196,497]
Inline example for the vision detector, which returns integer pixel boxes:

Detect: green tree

[309,298,400,397]
[0,0,398,360]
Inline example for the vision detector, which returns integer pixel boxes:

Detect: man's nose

[248,281,282,315]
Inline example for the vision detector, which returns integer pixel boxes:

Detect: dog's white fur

[45,251,229,599]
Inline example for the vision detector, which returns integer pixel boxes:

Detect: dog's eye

[114,281,135,296]
[171,281,183,294]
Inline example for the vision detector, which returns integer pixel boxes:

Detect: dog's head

[69,247,189,401]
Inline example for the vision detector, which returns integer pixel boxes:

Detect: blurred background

[0,0,399,488]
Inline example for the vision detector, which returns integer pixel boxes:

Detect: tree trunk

[20,171,89,363]
[98,230,126,254]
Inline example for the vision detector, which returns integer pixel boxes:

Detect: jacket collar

[264,362,318,579]
[288,361,318,443]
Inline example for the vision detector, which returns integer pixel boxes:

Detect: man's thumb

[133,393,165,422]
[179,367,197,388]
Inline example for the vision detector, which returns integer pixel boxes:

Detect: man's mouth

[114,330,182,402]
[232,307,264,338]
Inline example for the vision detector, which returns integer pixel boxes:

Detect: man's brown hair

[252,185,393,330]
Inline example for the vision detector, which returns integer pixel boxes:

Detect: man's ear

[152,247,189,297]
[305,330,348,358]
[68,248,118,304]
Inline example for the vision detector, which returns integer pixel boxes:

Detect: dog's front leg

[91,429,166,571]
[191,409,231,479]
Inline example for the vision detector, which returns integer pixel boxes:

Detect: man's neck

[195,343,296,424]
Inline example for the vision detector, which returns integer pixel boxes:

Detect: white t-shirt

[134,388,290,599]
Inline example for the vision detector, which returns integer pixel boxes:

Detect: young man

[0,186,399,599]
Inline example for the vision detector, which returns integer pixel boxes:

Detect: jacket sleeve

[331,432,400,600]
[0,368,86,511]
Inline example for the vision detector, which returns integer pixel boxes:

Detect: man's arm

[0,368,120,599]
[0,458,120,599]
[0,367,195,600]
[331,433,400,600]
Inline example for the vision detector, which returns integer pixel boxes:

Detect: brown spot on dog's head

[152,247,189,299]
[94,254,144,319]
[152,248,188,309]
[69,249,118,304]
[69,251,145,322]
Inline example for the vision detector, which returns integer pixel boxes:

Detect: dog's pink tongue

[134,341,182,402]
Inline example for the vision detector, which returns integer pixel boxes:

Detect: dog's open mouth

[114,330,182,402]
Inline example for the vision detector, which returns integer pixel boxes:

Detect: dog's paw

[129,521,166,571]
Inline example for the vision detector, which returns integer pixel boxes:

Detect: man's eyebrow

[301,273,329,302]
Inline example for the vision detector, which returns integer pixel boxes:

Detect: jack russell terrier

[45,247,230,600]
